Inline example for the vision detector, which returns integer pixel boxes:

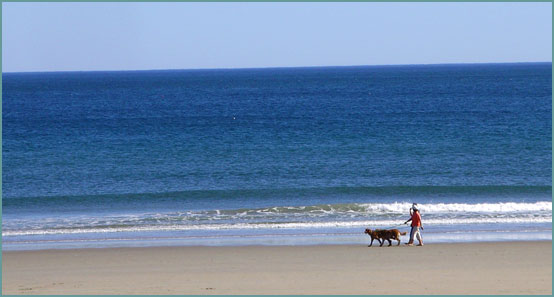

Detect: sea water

[2,63,552,250]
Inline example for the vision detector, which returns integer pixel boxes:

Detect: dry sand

[2,241,552,295]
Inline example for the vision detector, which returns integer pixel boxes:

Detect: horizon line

[3,61,552,74]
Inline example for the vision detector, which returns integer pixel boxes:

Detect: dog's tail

[400,232,407,236]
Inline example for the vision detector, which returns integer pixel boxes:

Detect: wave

[5,201,551,227]
[227,201,553,215]
[3,217,552,236]
[361,201,552,213]
[3,201,551,237]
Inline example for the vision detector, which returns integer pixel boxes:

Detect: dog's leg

[397,239,401,246]
[368,238,374,247]
[388,239,392,246]
[379,239,384,247]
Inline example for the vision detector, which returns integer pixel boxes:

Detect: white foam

[408,201,552,213]
[3,216,551,236]
[216,201,552,216]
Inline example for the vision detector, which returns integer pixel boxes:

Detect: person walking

[404,203,423,246]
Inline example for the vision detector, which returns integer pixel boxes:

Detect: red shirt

[411,211,421,227]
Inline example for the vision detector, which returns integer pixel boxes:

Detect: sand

[2,241,552,295]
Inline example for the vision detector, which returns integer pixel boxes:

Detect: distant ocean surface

[2,63,552,250]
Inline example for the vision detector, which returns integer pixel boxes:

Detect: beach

[2,65,551,294]
[2,241,551,295]
[2,3,552,296]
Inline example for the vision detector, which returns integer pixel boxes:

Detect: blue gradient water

[2,63,552,250]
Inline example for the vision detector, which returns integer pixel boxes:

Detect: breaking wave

[3,201,551,237]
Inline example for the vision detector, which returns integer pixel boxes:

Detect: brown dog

[364,228,407,247]
[364,228,382,247]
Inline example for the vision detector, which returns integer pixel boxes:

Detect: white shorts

[410,226,422,242]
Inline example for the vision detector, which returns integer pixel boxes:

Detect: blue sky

[2,2,552,72]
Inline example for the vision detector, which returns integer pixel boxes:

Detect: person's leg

[406,226,415,245]
[415,227,423,246]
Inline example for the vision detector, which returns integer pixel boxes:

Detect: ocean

[2,63,552,250]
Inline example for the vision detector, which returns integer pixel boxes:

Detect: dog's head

[364,228,372,235]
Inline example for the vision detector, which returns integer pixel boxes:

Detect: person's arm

[405,208,414,224]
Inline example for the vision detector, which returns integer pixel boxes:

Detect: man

[404,203,423,246]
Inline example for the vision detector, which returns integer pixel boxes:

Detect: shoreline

[3,228,552,251]
[3,237,553,252]
[3,241,551,295]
